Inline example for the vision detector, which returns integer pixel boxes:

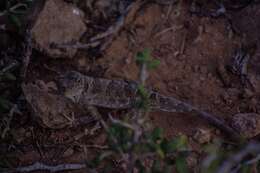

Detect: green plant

[201,141,260,173]
[84,49,260,173]
[136,48,160,70]
[85,49,190,173]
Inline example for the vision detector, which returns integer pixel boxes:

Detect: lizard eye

[76,78,82,84]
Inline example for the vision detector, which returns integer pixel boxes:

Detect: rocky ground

[1,0,260,172]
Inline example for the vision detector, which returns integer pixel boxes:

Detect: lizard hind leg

[85,106,111,131]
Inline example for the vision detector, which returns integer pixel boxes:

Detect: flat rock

[22,80,80,129]
[231,113,260,138]
[31,0,86,58]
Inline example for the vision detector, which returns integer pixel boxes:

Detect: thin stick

[87,106,127,162]
[90,15,125,42]
[90,3,131,42]
[154,25,183,38]
[1,104,20,139]
[51,41,100,50]
[2,162,87,173]
[85,144,109,150]
[231,154,260,173]
[108,114,135,130]
[180,31,187,55]
[192,108,241,140]
[0,3,28,17]
[217,142,260,173]
[162,96,242,140]
[21,30,32,79]
[0,61,19,76]
[155,93,241,140]
[90,0,143,42]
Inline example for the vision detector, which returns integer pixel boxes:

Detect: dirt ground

[1,0,260,172]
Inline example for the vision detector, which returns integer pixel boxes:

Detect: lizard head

[59,71,85,102]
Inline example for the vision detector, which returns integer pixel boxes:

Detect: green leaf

[204,140,222,154]
[137,85,149,98]
[142,48,151,59]
[175,135,188,149]
[175,156,189,173]
[136,48,160,70]
[136,84,151,110]
[151,127,164,142]
[108,123,133,152]
[147,59,160,70]
[136,49,151,64]
[201,155,222,173]
[162,135,188,153]
[156,147,165,159]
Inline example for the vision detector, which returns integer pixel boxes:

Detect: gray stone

[231,113,260,138]
[31,0,86,58]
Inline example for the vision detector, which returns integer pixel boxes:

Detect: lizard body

[59,71,240,139]
[59,71,193,112]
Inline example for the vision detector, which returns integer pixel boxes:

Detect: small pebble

[193,128,212,144]
[231,113,260,138]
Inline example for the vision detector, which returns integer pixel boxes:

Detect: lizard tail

[151,93,241,140]
[150,92,193,112]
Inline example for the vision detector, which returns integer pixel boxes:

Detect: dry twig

[181,102,241,140]
[20,30,32,78]
[154,25,183,38]
[51,41,100,50]
[0,3,28,17]
[1,104,21,139]
[87,106,128,162]
[85,144,109,150]
[217,142,260,173]
[108,114,135,130]
[230,154,260,173]
[2,162,86,173]
[90,0,143,50]
[0,61,19,76]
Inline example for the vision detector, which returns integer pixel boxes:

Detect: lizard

[58,71,241,140]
